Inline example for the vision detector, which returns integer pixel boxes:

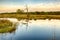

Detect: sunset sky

[0,0,60,13]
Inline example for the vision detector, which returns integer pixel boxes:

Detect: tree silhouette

[16,9,24,13]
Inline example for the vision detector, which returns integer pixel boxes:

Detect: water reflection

[0,19,60,40]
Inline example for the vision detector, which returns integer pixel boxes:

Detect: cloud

[0,0,60,12]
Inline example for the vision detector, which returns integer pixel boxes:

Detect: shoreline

[0,14,60,20]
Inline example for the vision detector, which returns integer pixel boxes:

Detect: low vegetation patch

[0,20,16,33]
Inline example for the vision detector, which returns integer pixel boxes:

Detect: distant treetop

[16,9,24,13]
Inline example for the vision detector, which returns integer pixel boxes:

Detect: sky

[0,0,60,13]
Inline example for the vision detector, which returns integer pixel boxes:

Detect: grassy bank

[0,27,16,33]
[0,13,60,20]
[0,20,16,33]
[0,11,60,20]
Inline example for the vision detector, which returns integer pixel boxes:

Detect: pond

[0,19,60,40]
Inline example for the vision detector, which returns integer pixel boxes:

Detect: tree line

[0,9,60,15]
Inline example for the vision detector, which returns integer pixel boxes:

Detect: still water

[0,19,60,40]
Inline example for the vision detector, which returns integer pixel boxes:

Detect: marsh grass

[0,20,16,33]
[0,13,60,20]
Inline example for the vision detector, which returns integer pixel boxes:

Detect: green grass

[0,27,16,33]
[0,20,16,33]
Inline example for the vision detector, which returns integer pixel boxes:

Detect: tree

[16,9,24,13]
